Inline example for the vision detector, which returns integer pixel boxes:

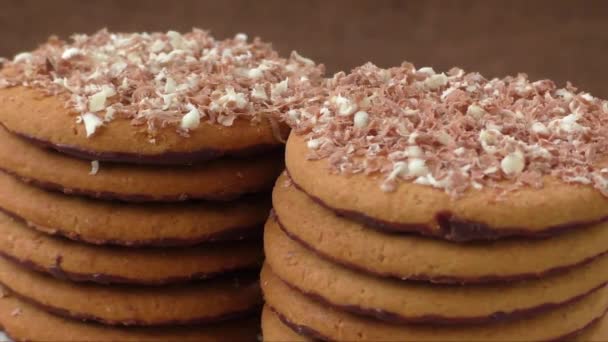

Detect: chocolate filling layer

[287,171,608,242]
[0,273,262,327]
[274,269,607,325]
[16,128,283,165]
[274,213,608,284]
[0,252,261,286]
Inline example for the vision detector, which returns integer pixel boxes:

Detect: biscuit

[265,221,608,324]
[262,305,310,342]
[0,291,259,342]
[0,211,262,285]
[284,63,608,241]
[273,173,608,283]
[0,257,261,326]
[0,87,288,165]
[0,126,283,202]
[0,28,324,165]
[261,266,608,342]
[0,171,268,246]
[286,134,608,241]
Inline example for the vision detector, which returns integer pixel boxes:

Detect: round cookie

[0,86,287,165]
[0,291,260,342]
[0,171,268,246]
[261,266,608,342]
[0,30,323,166]
[0,126,283,202]
[0,257,261,326]
[262,305,310,342]
[286,133,608,241]
[265,221,608,324]
[273,173,608,283]
[0,211,262,285]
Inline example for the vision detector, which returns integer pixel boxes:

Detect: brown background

[0,0,606,96]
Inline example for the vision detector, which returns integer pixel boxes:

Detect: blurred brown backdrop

[0,0,606,96]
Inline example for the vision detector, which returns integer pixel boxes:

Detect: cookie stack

[262,63,608,341]
[0,30,322,341]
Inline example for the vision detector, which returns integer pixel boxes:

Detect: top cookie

[285,63,608,240]
[0,30,324,164]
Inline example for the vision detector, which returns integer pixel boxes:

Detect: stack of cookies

[262,63,608,341]
[0,29,322,341]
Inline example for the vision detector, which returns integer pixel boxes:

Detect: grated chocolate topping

[290,62,608,197]
[0,29,324,138]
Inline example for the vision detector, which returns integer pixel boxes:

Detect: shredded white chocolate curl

[466,104,486,120]
[180,104,201,130]
[408,158,429,177]
[424,73,448,90]
[500,151,525,175]
[353,111,369,128]
[81,113,103,137]
[13,52,32,63]
[88,85,115,112]
[61,47,82,60]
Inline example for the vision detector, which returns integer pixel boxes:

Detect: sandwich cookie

[265,221,608,324]
[285,64,608,241]
[0,211,262,285]
[0,291,260,342]
[0,171,269,246]
[0,257,261,326]
[262,266,608,342]
[273,173,608,283]
[0,30,323,164]
[0,126,282,202]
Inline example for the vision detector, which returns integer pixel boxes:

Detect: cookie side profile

[0,291,260,342]
[0,170,269,246]
[265,221,608,324]
[273,173,608,283]
[262,265,608,342]
[0,257,261,326]
[0,211,262,285]
[0,126,283,202]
